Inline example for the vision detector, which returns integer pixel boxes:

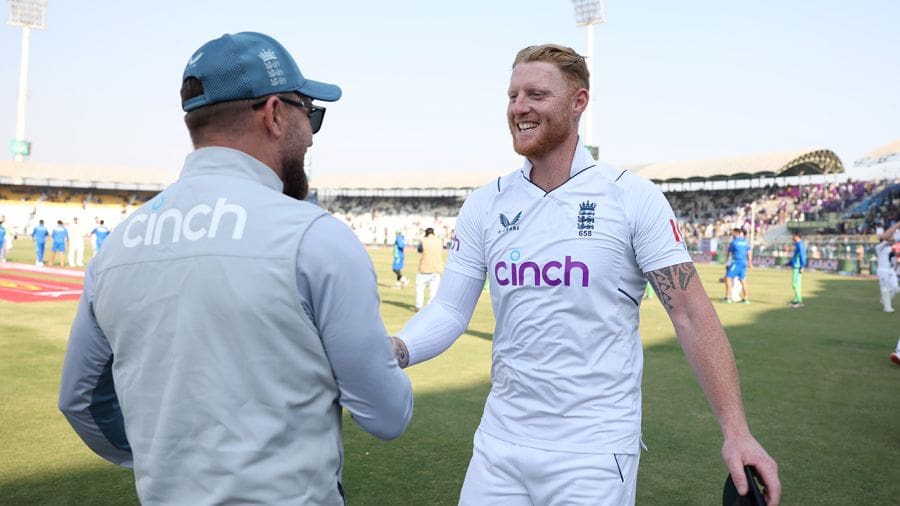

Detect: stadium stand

[3,143,897,275]
[321,195,462,246]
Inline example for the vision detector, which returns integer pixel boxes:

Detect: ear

[258,96,289,139]
[572,87,589,115]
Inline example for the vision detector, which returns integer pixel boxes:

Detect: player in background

[50,220,69,267]
[68,217,86,267]
[31,219,49,266]
[91,216,101,253]
[59,31,412,504]
[90,220,111,252]
[390,44,779,505]
[392,230,409,288]
[874,221,900,313]
[790,233,807,308]
[0,216,7,262]
[891,338,900,366]
[724,227,752,304]
[415,227,444,311]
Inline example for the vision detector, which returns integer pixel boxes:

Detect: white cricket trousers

[878,268,898,311]
[69,238,85,267]
[459,429,639,506]
[415,272,441,309]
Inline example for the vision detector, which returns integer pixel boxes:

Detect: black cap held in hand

[723,465,767,506]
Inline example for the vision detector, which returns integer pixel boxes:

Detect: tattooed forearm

[390,336,409,368]
[645,262,697,310]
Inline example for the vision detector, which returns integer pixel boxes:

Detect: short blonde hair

[512,44,590,90]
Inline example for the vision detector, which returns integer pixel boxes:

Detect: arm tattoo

[645,262,697,311]
[390,336,409,369]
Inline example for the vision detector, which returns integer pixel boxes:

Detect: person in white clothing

[874,221,900,312]
[415,227,444,310]
[390,44,780,505]
[68,217,86,267]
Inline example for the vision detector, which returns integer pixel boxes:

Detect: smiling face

[507,61,586,161]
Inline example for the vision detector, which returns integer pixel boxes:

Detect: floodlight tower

[7,0,47,162]
[571,0,605,160]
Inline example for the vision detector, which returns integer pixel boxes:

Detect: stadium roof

[861,138,900,159]
[629,148,844,183]
[311,169,505,190]
[0,146,849,192]
[0,160,176,191]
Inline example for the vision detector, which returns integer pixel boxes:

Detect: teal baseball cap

[182,31,341,112]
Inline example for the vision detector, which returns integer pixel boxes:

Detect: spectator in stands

[415,227,444,310]
[875,221,900,312]
[790,233,807,308]
[0,216,7,262]
[90,220,111,251]
[31,219,49,266]
[724,228,752,304]
[50,220,69,267]
[68,217,86,267]
[59,32,411,505]
[393,230,409,288]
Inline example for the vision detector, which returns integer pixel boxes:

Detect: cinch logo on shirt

[122,197,247,248]
[495,252,590,287]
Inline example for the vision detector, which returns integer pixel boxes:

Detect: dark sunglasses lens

[309,108,325,134]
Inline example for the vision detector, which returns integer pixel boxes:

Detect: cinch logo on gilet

[123,197,247,248]
[494,251,590,287]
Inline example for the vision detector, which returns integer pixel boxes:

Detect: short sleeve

[627,178,692,273]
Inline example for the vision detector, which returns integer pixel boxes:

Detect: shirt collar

[519,136,595,180]
[179,147,284,193]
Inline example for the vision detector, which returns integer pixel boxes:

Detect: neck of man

[195,137,283,180]
[527,133,579,192]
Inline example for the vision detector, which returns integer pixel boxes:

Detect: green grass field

[1,243,898,504]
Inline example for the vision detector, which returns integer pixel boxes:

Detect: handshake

[390,336,410,368]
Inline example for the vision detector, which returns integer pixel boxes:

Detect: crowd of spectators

[2,179,896,248]
[0,186,154,238]
[669,179,898,246]
[0,185,153,207]
[321,196,462,245]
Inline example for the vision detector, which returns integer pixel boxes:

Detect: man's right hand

[390,336,409,368]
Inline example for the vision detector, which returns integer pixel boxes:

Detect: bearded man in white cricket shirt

[390,44,781,506]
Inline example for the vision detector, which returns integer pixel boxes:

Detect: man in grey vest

[59,32,413,505]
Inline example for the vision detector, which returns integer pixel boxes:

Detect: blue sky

[1,0,898,181]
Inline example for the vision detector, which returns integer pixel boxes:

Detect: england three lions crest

[577,201,595,237]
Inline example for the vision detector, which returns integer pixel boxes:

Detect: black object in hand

[723,465,766,506]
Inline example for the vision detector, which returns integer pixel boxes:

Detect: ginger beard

[509,107,574,159]
[507,64,580,160]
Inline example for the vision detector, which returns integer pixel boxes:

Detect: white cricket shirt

[447,141,691,454]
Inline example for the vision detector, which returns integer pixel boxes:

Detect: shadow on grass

[464,329,493,340]
[381,299,417,312]
[0,465,137,505]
